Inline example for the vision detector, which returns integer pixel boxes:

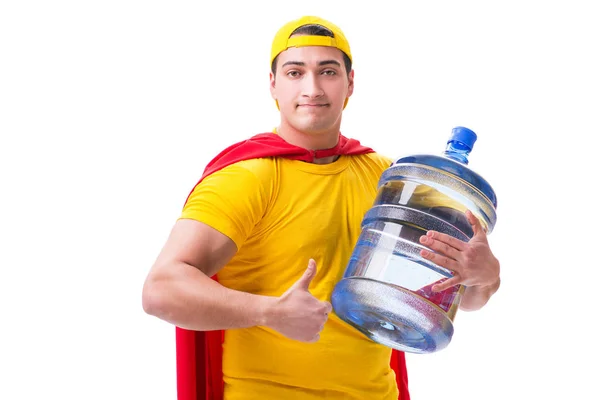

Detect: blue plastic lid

[449,126,477,150]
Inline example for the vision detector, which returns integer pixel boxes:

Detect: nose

[301,72,324,99]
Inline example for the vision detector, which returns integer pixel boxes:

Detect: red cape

[175,132,410,400]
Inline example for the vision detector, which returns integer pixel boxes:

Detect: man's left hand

[418,209,500,293]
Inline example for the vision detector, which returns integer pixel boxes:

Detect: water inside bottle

[332,223,461,353]
[344,225,462,314]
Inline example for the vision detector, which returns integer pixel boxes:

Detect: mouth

[296,103,329,108]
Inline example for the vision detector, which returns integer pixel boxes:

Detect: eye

[286,70,301,78]
[322,69,337,76]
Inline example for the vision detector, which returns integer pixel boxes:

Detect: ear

[269,71,277,100]
[346,69,355,98]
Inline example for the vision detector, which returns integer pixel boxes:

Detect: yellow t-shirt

[180,153,400,400]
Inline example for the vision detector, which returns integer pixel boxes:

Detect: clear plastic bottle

[331,126,498,354]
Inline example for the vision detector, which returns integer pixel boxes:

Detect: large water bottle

[331,127,498,354]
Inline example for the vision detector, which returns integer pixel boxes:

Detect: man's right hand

[265,259,332,343]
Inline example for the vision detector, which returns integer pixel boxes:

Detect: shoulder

[196,157,278,200]
[351,152,394,172]
[363,152,394,166]
[230,157,278,174]
[183,157,277,218]
[217,157,278,185]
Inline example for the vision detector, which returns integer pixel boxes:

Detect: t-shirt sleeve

[179,162,270,250]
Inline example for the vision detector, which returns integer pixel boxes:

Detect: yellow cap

[270,16,352,110]
[270,16,352,66]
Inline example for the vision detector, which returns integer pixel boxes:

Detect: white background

[1,1,598,399]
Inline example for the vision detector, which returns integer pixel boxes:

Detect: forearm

[142,261,274,331]
[459,277,501,311]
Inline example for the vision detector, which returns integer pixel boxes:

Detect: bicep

[152,218,238,278]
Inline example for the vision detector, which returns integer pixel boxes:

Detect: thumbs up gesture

[265,259,332,343]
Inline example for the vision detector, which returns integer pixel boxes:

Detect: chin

[294,117,338,134]
[296,123,333,135]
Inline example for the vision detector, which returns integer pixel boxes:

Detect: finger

[432,276,462,292]
[308,333,320,343]
[291,259,317,291]
[424,230,468,251]
[323,301,333,315]
[466,210,487,239]
[420,249,461,273]
[419,234,461,260]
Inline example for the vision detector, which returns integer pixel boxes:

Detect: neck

[276,120,341,164]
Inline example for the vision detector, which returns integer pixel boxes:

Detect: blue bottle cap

[449,126,477,150]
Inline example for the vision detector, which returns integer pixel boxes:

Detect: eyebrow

[281,60,342,68]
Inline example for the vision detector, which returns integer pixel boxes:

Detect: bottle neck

[444,140,471,164]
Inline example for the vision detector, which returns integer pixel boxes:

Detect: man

[142,15,501,400]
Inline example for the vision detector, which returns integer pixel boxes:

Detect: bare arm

[141,218,273,331]
[419,210,501,312]
[142,218,331,342]
[460,277,501,311]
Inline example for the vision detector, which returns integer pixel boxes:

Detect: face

[270,44,354,135]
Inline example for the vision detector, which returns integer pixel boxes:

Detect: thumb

[466,210,487,240]
[292,259,317,291]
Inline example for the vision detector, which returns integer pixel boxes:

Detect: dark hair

[271,24,352,76]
